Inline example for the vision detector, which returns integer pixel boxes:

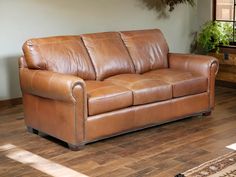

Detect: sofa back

[23,36,96,80]
[22,29,169,80]
[120,29,169,74]
[81,32,135,80]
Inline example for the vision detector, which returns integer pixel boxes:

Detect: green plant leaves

[141,0,195,17]
[197,21,233,53]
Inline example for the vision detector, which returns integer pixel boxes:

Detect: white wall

[0,0,197,100]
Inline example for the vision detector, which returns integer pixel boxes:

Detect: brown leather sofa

[19,29,219,150]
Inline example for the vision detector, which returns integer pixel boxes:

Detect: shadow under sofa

[19,29,219,150]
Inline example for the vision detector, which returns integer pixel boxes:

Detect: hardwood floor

[0,86,236,177]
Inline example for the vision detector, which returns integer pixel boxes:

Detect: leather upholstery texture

[86,92,209,141]
[23,93,85,145]
[19,29,219,149]
[168,53,219,109]
[106,74,172,105]
[81,32,135,80]
[85,81,133,116]
[121,29,169,74]
[143,69,208,98]
[20,68,85,102]
[23,36,95,80]
[19,56,27,68]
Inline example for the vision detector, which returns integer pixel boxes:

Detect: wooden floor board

[0,86,236,177]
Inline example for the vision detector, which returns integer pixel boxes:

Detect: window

[214,0,235,43]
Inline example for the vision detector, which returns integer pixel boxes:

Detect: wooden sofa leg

[27,126,38,134]
[202,111,212,116]
[68,143,85,151]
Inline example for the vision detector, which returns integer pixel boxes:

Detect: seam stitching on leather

[37,46,48,70]
[72,81,86,143]
[80,38,98,81]
[89,91,131,101]
[28,38,80,46]
[119,32,137,73]
[209,59,219,109]
[88,85,120,93]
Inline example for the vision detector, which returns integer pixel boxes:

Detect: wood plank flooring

[0,86,236,177]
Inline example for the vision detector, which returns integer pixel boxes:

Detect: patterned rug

[175,152,236,177]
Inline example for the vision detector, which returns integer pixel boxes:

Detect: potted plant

[195,21,233,54]
[141,0,195,17]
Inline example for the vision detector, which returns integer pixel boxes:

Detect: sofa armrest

[168,53,219,109]
[20,68,85,102]
[168,53,219,77]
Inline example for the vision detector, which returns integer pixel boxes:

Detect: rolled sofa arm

[168,53,219,77]
[20,68,85,102]
[168,53,219,109]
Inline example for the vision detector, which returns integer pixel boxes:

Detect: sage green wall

[0,0,197,100]
[197,0,212,28]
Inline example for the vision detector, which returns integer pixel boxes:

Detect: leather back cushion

[81,32,135,80]
[120,29,169,74]
[22,36,96,80]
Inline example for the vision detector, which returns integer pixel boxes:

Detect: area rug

[175,152,236,177]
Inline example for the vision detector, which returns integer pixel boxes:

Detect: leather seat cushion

[143,69,208,98]
[105,74,172,105]
[86,81,133,116]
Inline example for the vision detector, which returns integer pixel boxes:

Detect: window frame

[213,0,216,21]
[213,0,236,44]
